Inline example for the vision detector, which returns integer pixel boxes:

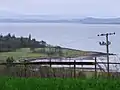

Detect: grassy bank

[0,48,47,62]
[0,77,120,90]
[0,48,86,62]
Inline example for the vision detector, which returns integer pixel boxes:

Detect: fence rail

[1,62,120,65]
[0,62,95,65]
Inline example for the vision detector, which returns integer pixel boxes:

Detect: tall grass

[0,77,120,90]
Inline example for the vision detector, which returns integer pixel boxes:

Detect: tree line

[0,33,47,52]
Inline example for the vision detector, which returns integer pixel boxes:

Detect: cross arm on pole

[97,32,115,37]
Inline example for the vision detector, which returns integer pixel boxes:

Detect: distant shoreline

[1,17,120,24]
[0,21,120,25]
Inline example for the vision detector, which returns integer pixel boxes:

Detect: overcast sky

[0,0,120,17]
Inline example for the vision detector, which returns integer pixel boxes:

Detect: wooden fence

[0,57,120,78]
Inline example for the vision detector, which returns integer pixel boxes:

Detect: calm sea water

[0,23,120,54]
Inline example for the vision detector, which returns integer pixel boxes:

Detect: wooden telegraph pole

[98,32,115,77]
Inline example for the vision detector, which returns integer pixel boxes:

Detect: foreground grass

[0,77,120,90]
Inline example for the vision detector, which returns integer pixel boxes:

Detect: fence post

[24,60,27,77]
[50,58,51,67]
[95,57,97,78]
[74,60,76,78]
[49,58,52,77]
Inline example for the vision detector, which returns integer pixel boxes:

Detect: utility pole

[97,32,115,77]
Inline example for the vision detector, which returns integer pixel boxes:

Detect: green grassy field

[34,47,87,57]
[0,77,120,90]
[0,48,87,62]
[0,48,47,62]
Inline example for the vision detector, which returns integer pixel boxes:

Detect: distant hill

[0,11,120,24]
[0,17,120,24]
[80,17,120,24]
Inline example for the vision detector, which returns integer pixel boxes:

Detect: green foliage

[0,77,120,90]
[0,33,47,52]
[6,57,15,67]
[6,57,14,63]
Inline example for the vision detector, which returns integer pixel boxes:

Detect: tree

[0,34,3,38]
[29,34,31,41]
[0,33,48,52]
[7,33,11,38]
[20,36,26,47]
[5,33,11,40]
[12,34,16,38]
[39,40,47,46]
[6,57,15,67]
